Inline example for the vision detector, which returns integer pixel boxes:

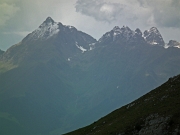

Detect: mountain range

[0,17,180,135]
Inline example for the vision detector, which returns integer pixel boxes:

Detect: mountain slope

[0,49,4,55]
[1,17,96,65]
[69,38,180,128]
[1,17,180,135]
[143,27,165,46]
[0,17,97,134]
[167,40,180,48]
[66,74,180,135]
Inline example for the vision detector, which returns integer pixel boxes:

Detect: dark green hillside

[66,75,180,135]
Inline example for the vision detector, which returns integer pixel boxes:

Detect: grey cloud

[154,9,180,28]
[137,0,180,28]
[76,0,180,28]
[75,0,125,22]
[154,2,180,28]
[0,3,20,26]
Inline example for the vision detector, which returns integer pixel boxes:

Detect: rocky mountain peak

[113,26,120,31]
[1,17,97,63]
[167,40,180,48]
[43,17,55,24]
[119,26,135,38]
[98,26,136,43]
[98,26,169,47]
[22,17,61,42]
[38,17,57,29]
[112,26,132,33]
[121,25,132,32]
[143,27,165,46]
[135,28,142,36]
[149,27,159,33]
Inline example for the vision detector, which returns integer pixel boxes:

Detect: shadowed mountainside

[0,17,180,134]
[66,74,180,135]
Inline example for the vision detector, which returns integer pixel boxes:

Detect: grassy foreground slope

[66,75,180,135]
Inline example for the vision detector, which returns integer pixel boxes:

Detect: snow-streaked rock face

[143,27,165,46]
[98,26,147,45]
[20,17,97,57]
[98,26,137,44]
[112,26,136,42]
[166,40,180,49]
[24,17,61,41]
[89,43,96,51]
[18,16,179,58]
[35,17,60,38]
[98,26,168,48]
[75,42,87,53]
[135,28,142,36]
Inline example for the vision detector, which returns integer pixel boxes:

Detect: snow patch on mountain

[89,43,96,50]
[164,44,170,49]
[66,25,75,29]
[34,22,59,39]
[166,40,180,49]
[165,45,180,49]
[98,25,137,43]
[174,46,180,48]
[112,25,136,42]
[26,17,60,41]
[151,41,158,45]
[143,27,165,46]
[76,42,87,53]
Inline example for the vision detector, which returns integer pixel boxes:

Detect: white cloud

[75,0,180,29]
[75,0,125,22]
[0,3,20,26]
[136,0,180,28]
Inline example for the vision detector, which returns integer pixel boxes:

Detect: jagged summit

[18,17,175,50]
[44,17,55,24]
[143,27,165,46]
[166,40,180,48]
[147,27,159,33]
[22,17,61,42]
[135,28,142,36]
[39,17,59,31]
[1,17,96,63]
[112,25,133,34]
[112,26,120,31]
[113,26,135,39]
[22,17,97,46]
[98,25,167,47]
[98,26,142,44]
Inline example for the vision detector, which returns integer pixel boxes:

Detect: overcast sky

[0,0,180,50]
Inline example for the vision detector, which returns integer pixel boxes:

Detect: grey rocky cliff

[119,114,180,135]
